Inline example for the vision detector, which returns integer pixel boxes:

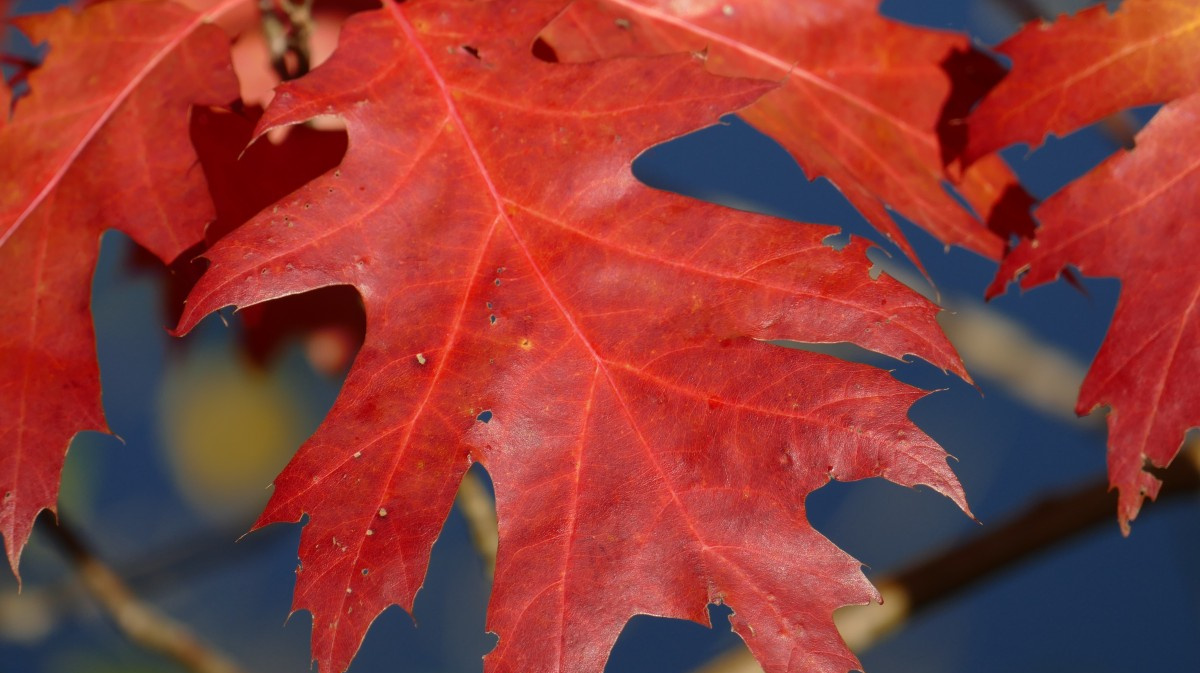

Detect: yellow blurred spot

[158,348,305,524]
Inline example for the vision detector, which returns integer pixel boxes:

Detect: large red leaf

[537,0,1034,261]
[0,0,238,574]
[977,0,1200,531]
[965,0,1200,164]
[178,2,970,671]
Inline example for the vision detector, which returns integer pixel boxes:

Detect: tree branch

[44,515,252,673]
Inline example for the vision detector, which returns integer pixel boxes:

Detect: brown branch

[892,448,1198,611]
[44,515,252,673]
[693,441,1200,673]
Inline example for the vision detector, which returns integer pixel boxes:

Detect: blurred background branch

[43,515,252,673]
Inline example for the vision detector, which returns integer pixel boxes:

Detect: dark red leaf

[965,0,1200,164]
[977,0,1200,530]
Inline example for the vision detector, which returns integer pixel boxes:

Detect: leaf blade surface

[965,0,1200,163]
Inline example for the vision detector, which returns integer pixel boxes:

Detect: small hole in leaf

[361,568,369,576]
[476,410,493,423]
[462,45,481,60]
[489,314,497,325]
[494,279,501,286]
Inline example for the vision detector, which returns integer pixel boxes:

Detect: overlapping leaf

[538,0,1034,262]
[0,0,239,574]
[965,0,1200,164]
[979,0,1200,530]
[0,62,9,118]
[177,1,970,671]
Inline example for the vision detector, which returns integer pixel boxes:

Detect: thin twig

[938,298,1099,426]
[44,515,252,673]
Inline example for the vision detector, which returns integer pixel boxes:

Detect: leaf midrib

[386,3,738,665]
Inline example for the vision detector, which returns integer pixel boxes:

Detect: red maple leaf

[964,0,1200,165]
[537,0,1035,262]
[0,0,239,575]
[178,1,970,671]
[978,0,1200,530]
